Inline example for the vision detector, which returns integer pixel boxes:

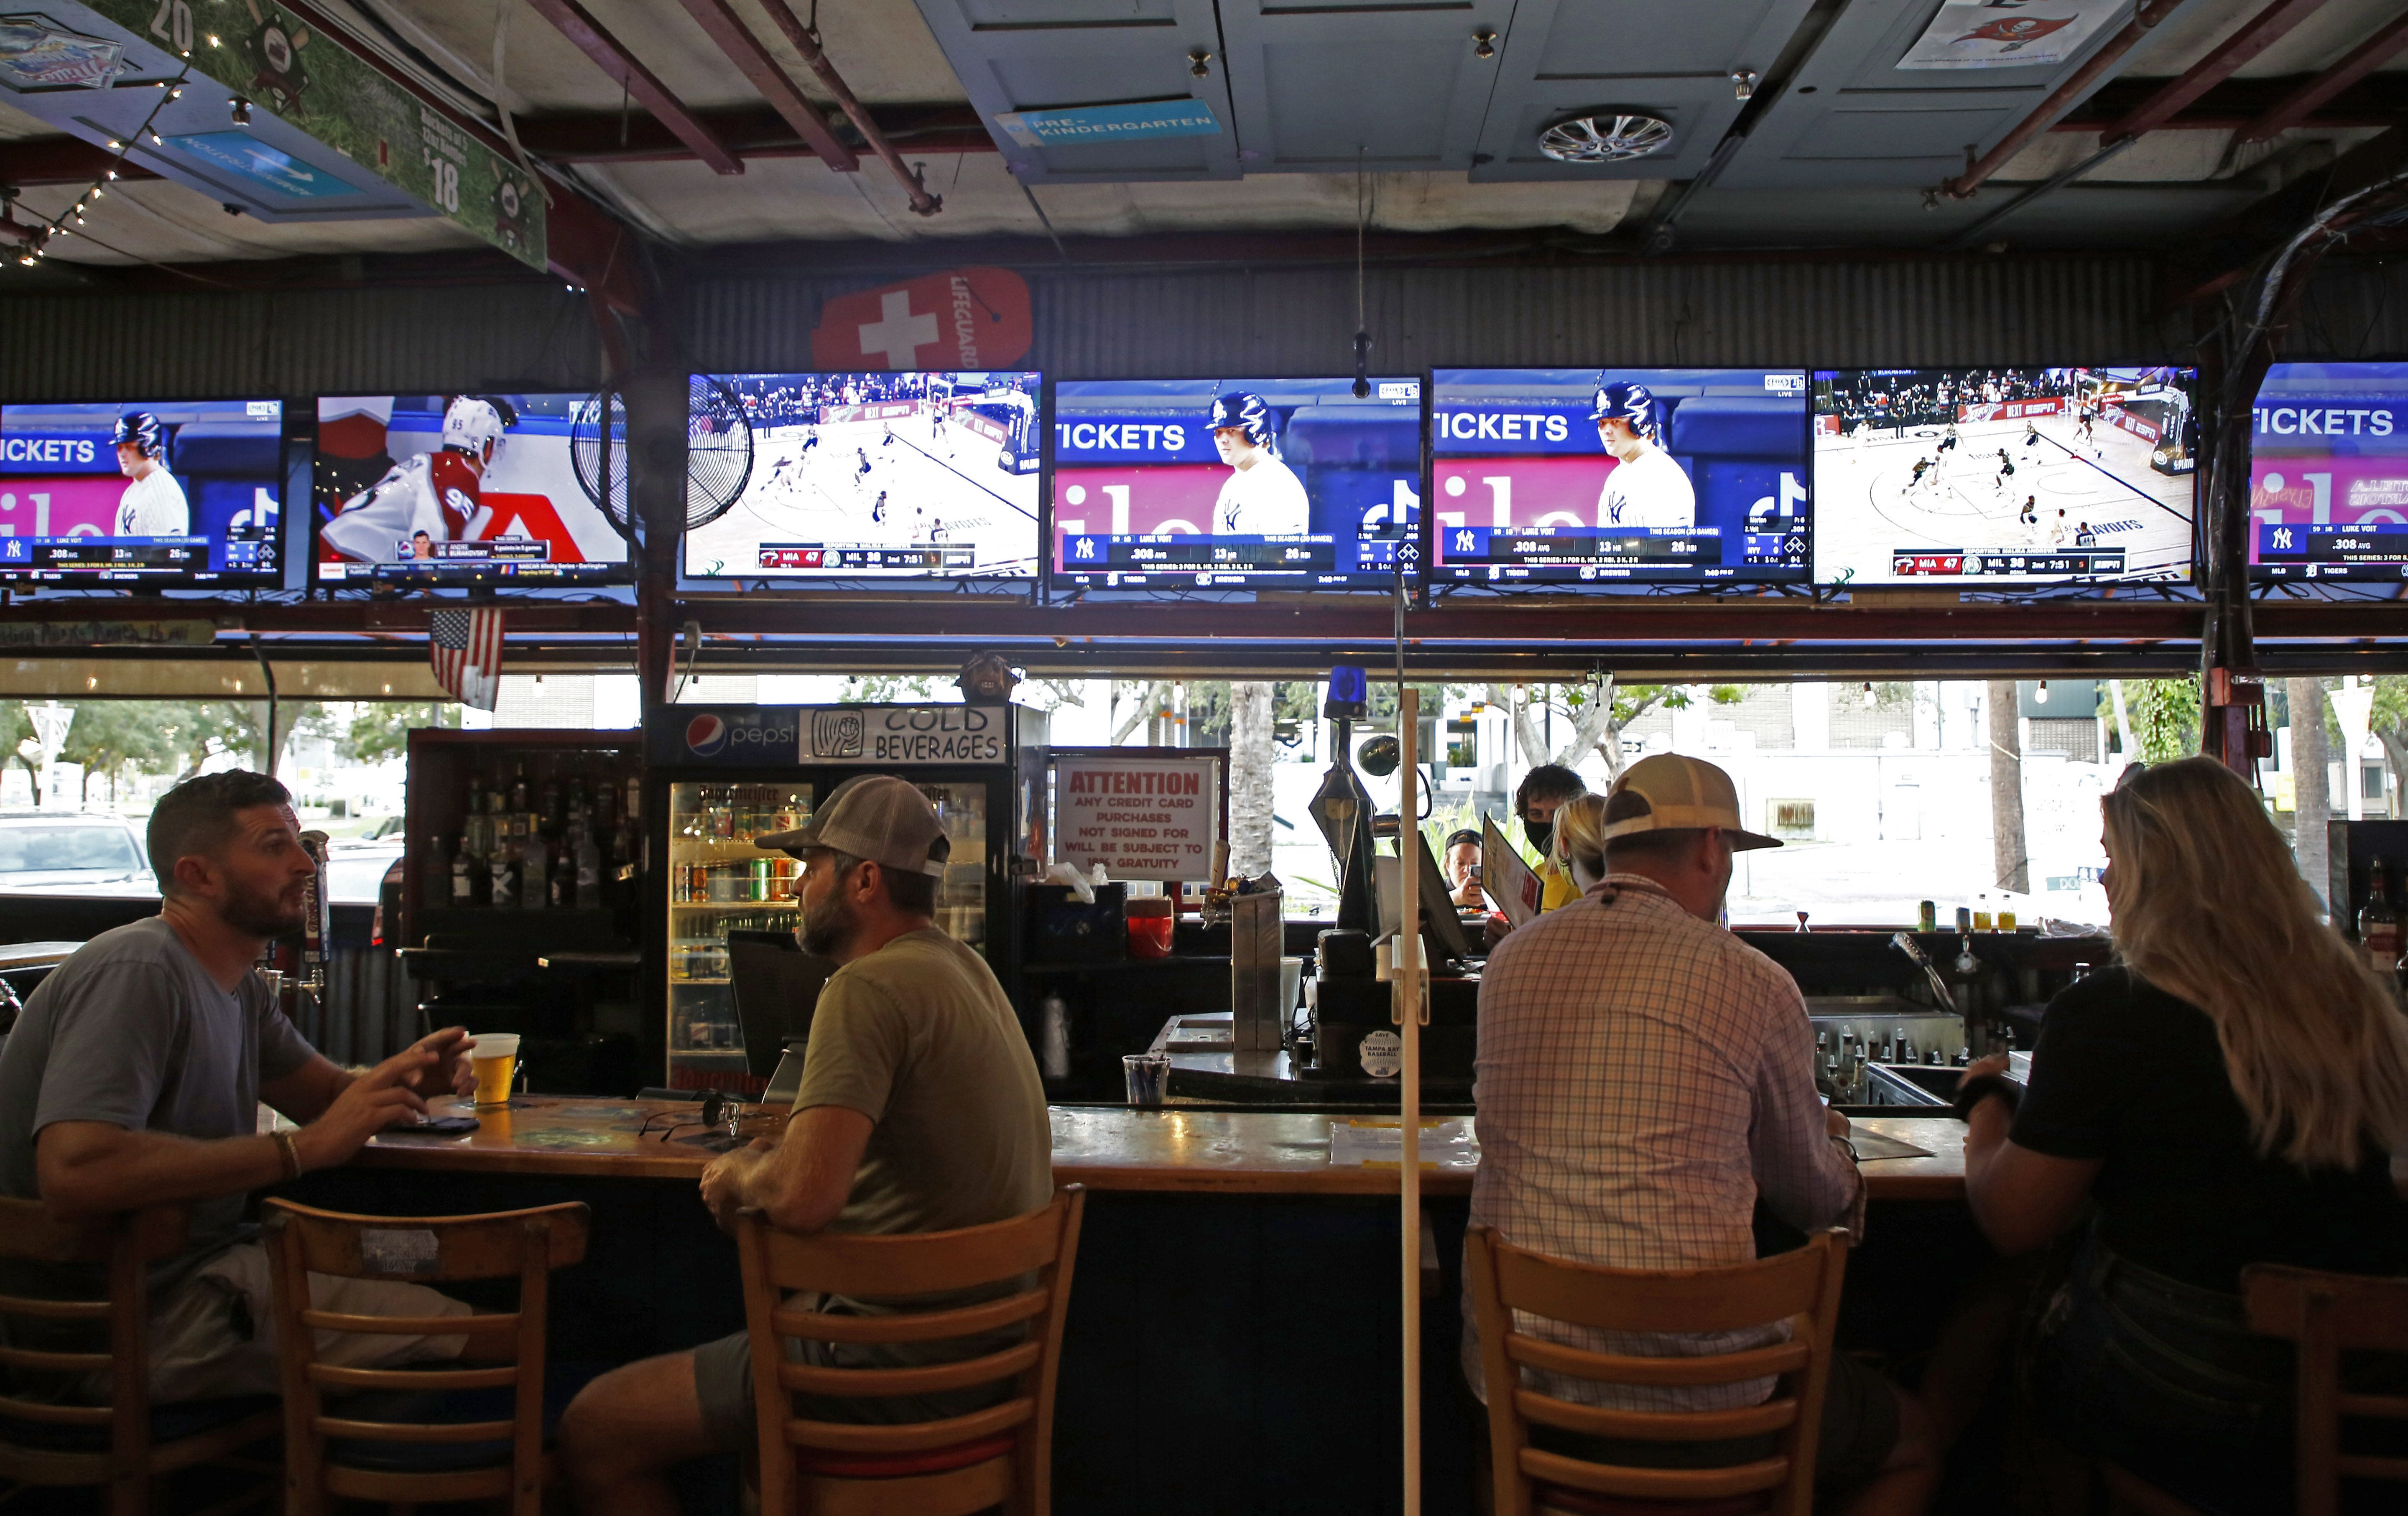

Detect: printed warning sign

[1054,755,1222,883]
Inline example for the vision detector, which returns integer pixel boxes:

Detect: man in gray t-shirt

[0,771,482,1404]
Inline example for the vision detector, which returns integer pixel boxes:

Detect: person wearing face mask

[1515,764,1589,914]
[1463,756,1943,1516]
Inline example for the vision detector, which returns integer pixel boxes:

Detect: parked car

[0,813,156,896]
[324,839,406,906]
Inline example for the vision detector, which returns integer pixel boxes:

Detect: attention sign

[1054,754,1221,883]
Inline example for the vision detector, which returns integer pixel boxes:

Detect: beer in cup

[469,1033,521,1107]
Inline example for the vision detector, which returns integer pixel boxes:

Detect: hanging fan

[569,375,755,538]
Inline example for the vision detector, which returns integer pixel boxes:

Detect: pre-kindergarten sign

[1054,755,1221,883]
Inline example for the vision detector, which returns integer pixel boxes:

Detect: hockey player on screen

[1208,392,1310,536]
[321,396,516,563]
[1591,381,1695,530]
[111,412,189,537]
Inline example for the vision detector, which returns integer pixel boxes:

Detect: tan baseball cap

[1604,754,1783,852]
[755,775,951,878]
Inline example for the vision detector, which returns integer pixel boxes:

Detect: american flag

[429,608,504,711]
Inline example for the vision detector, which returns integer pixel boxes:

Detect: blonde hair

[1551,792,1611,880]
[2102,757,2408,1169]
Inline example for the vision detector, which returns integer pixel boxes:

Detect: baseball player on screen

[1591,381,1695,530]
[321,396,515,563]
[1208,392,1310,536]
[112,413,189,537]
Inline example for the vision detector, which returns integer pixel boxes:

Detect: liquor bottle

[541,772,563,835]
[1997,902,2018,932]
[522,834,549,910]
[421,835,451,909]
[576,825,602,906]
[490,834,518,910]
[1973,893,1994,931]
[450,836,473,905]
[2361,861,2400,973]
[548,839,569,909]
[510,760,530,815]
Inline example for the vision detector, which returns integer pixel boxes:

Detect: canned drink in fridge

[751,858,770,900]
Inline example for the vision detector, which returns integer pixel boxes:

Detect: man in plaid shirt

[1464,754,1940,1513]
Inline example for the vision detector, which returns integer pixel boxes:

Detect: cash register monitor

[727,930,836,1096]
[1372,832,1478,968]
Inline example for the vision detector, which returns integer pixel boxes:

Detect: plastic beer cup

[469,1034,520,1107]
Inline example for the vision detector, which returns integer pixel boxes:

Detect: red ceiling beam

[759,0,939,214]
[2100,0,2336,143]
[2238,10,2408,143]
[0,139,161,187]
[510,104,992,165]
[1944,0,2194,199]
[672,0,859,173]
[2047,73,2405,132]
[523,0,744,175]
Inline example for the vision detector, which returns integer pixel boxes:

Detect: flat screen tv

[0,398,284,585]
[1810,367,2197,587]
[1050,377,1421,589]
[684,371,1041,582]
[314,395,628,586]
[1427,369,1809,586]
[2246,362,2408,583]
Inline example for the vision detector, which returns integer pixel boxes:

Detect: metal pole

[1398,685,1422,1516]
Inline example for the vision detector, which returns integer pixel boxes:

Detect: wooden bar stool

[735,1185,1086,1516]
[2244,1263,2408,1516]
[1464,1225,1850,1516]
[260,1198,590,1516]
[0,1197,281,1516]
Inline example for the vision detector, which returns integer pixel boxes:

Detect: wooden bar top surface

[356,1098,1969,1201]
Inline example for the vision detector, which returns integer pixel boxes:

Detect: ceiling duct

[1535,111,1673,165]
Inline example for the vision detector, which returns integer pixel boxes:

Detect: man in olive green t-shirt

[561,775,1052,1516]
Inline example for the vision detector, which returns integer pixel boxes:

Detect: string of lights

[5,24,263,269]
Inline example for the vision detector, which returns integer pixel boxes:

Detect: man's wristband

[273,1130,304,1181]
[1951,1074,2021,1124]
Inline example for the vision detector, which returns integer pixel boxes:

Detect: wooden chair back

[261,1198,589,1516]
[2242,1263,2408,1516]
[0,1197,192,1513]
[1464,1225,1850,1516]
[736,1185,1086,1516]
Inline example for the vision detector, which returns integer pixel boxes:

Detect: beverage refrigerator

[641,702,1051,1092]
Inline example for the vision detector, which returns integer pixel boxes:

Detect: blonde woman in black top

[1962,757,2408,1511]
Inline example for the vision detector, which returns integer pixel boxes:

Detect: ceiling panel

[1216,0,1518,173]
[1718,0,2147,191]
[911,0,1240,181]
[1469,0,1814,182]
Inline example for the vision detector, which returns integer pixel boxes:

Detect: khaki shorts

[98,1241,474,1406]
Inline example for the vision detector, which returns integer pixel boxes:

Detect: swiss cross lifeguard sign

[809,268,1033,372]
[1052,752,1224,884]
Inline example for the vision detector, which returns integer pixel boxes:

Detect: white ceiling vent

[1535,112,1674,165]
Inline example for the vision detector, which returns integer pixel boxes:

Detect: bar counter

[355,1097,1969,1199]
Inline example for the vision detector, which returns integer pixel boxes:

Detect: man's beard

[799,887,857,958]
[222,878,306,939]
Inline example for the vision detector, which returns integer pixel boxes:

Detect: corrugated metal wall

[0,283,603,401]
[0,253,2394,399]
[689,257,2191,375]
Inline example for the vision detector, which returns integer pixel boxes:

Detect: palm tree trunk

[1988,680,2028,893]
[1228,682,1276,876]
[2291,677,2333,913]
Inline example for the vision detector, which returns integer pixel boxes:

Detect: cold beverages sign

[1054,756,1221,883]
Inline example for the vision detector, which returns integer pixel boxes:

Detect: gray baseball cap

[755,775,951,878]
